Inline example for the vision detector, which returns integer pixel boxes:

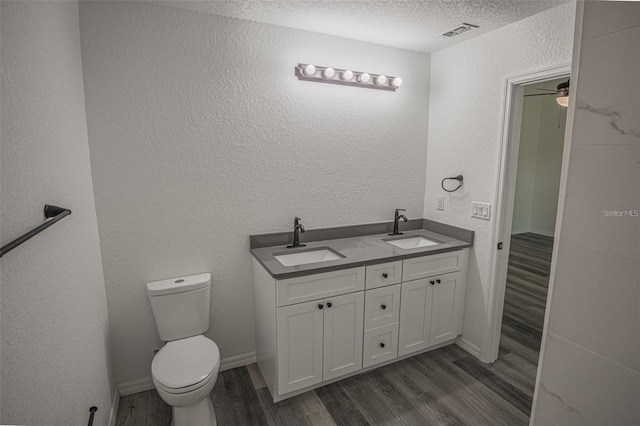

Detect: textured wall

[532,2,640,424]
[423,1,576,350]
[0,2,115,425]
[512,79,567,236]
[79,1,430,387]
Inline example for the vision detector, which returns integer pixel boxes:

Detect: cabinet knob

[318,304,323,309]
[382,273,388,279]
[436,279,441,284]
[326,302,332,308]
[430,280,435,285]
[381,304,387,310]
[379,342,385,348]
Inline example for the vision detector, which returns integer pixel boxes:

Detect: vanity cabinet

[398,271,464,356]
[276,291,364,394]
[252,248,468,402]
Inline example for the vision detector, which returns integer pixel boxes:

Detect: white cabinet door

[429,271,463,346]
[276,300,324,394]
[398,278,433,357]
[322,292,364,381]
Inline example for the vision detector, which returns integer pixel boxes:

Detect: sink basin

[385,236,442,249]
[274,247,344,267]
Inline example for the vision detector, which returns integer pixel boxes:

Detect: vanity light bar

[295,63,402,92]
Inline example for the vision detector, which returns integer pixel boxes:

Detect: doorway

[499,77,568,366]
[480,65,572,415]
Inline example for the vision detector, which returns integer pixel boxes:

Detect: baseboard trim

[455,336,481,358]
[118,351,257,396]
[108,387,120,426]
[220,351,256,372]
[511,228,554,238]
[118,377,155,396]
[529,228,555,238]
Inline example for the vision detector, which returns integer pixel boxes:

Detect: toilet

[147,273,220,426]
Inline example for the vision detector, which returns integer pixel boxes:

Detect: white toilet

[147,273,220,426]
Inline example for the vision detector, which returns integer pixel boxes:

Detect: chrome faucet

[389,209,408,236]
[287,217,306,248]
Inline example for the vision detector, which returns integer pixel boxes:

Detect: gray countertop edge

[250,225,474,280]
[250,218,473,249]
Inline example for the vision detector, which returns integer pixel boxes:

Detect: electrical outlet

[472,201,492,220]
[437,196,444,210]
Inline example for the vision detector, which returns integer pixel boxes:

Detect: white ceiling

[160,0,569,53]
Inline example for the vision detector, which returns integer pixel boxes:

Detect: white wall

[529,81,566,236]
[79,1,430,388]
[423,1,576,352]
[512,89,542,233]
[0,2,116,425]
[532,2,640,424]
[512,79,567,236]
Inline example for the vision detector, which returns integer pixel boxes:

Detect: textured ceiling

[158,0,569,52]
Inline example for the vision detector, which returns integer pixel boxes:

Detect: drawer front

[365,261,402,289]
[402,250,465,282]
[276,267,365,307]
[364,284,401,330]
[362,323,399,368]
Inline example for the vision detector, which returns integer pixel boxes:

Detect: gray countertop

[251,227,473,279]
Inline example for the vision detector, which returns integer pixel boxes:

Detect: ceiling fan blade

[535,88,559,92]
[524,93,558,97]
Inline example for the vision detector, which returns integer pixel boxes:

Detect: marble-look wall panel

[547,243,639,371]
[533,2,640,425]
[559,145,640,259]
[572,26,640,146]
[581,1,640,39]
[536,333,640,425]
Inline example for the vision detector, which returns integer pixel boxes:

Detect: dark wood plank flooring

[116,233,552,426]
[117,345,535,425]
[500,233,553,359]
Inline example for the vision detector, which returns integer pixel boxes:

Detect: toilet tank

[146,273,211,342]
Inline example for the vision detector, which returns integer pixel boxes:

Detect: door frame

[480,64,571,363]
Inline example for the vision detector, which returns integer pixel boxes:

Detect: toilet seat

[152,335,220,394]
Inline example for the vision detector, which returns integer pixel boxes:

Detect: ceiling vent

[441,23,479,38]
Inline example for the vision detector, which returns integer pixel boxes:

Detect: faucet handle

[294,216,301,224]
[395,208,406,213]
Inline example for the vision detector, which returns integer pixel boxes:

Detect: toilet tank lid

[147,273,211,296]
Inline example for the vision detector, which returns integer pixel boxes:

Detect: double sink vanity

[251,218,473,402]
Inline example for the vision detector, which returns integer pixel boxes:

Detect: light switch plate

[437,196,444,210]
[472,201,492,220]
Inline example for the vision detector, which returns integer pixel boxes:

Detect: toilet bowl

[152,336,220,426]
[146,274,219,426]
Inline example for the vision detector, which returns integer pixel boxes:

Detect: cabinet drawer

[277,267,365,307]
[364,284,400,330]
[365,261,402,289]
[363,323,399,368]
[402,250,465,282]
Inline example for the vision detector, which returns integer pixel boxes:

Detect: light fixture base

[295,64,399,92]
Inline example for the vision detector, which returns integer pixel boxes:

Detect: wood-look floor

[500,233,553,364]
[116,233,553,426]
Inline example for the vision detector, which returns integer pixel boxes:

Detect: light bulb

[341,70,353,80]
[375,75,387,85]
[303,64,316,76]
[359,73,371,83]
[391,77,402,88]
[323,67,335,78]
[556,96,569,107]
